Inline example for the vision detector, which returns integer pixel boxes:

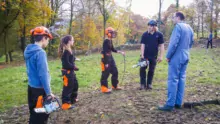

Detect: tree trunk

[158,0,162,31]
[197,15,200,39]
[55,0,59,20]
[51,0,54,25]
[191,17,194,31]
[4,32,9,63]
[128,0,132,34]
[21,36,25,53]
[5,53,9,63]
[69,0,74,34]
[201,2,204,38]
[210,0,213,33]
[103,0,106,41]
[214,10,218,38]
[21,14,26,58]
[214,29,217,39]
[202,10,204,37]
[9,51,13,62]
[176,0,179,12]
[88,0,91,44]
[48,40,52,55]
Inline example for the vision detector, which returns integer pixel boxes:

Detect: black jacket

[61,50,75,70]
[101,39,117,64]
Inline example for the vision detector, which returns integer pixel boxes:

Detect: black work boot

[146,84,152,90]
[139,84,146,90]
[174,104,182,109]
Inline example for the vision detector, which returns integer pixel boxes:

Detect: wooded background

[0,0,219,63]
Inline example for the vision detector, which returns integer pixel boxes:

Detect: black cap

[148,20,157,26]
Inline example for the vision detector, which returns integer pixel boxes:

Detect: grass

[0,48,220,112]
[0,51,24,64]
[0,55,5,63]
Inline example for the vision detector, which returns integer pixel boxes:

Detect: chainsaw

[132,58,149,68]
[34,96,61,114]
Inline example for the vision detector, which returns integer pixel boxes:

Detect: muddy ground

[0,80,220,124]
[1,39,220,124]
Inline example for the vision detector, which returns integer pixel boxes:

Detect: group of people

[24,11,194,124]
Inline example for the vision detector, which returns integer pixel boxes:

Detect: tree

[0,1,20,37]
[79,0,101,47]
[176,0,179,11]
[200,0,207,37]
[17,0,52,54]
[48,0,67,55]
[0,0,20,63]
[69,0,75,34]
[183,4,196,31]
[213,0,219,38]
[158,0,164,31]
[211,0,214,33]
[129,14,148,42]
[96,0,110,40]
[50,0,67,26]
[127,0,132,37]
[107,6,129,45]
[194,0,201,39]
[83,16,101,47]
[158,4,176,40]
[206,0,219,37]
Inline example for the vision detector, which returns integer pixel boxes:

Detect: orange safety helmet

[105,27,116,38]
[30,26,53,40]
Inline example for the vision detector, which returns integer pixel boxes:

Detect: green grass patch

[0,48,220,112]
[0,51,24,64]
[0,55,5,63]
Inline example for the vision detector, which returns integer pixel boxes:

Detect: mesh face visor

[111,31,117,38]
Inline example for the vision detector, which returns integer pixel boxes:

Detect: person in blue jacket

[207,32,213,49]
[24,26,54,124]
[158,12,194,111]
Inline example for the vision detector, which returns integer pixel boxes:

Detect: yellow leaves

[130,19,134,23]
[1,2,6,11]
[74,34,81,41]
[72,21,76,27]
[1,2,6,6]
[82,17,101,45]
[213,23,217,29]
[71,16,103,48]
[16,0,52,37]
[70,4,132,49]
[106,12,128,45]
[101,114,104,119]
[1,7,5,11]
